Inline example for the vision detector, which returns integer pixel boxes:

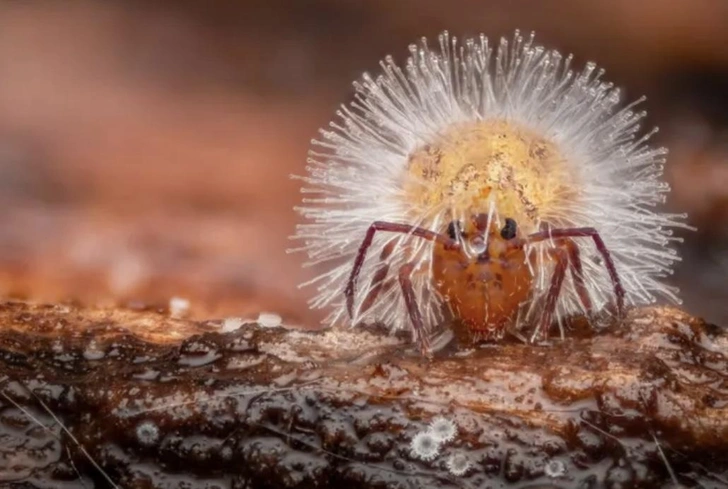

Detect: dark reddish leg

[524,227,625,317]
[531,247,569,342]
[359,263,390,314]
[398,262,431,356]
[358,241,395,314]
[345,221,459,318]
[562,239,593,314]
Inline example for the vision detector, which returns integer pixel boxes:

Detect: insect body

[345,217,625,355]
[344,120,625,354]
[432,216,535,339]
[294,32,688,356]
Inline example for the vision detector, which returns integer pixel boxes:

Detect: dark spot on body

[501,218,517,240]
[446,220,462,241]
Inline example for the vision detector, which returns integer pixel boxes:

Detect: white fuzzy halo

[428,416,458,443]
[446,452,472,477]
[292,30,689,336]
[409,431,441,461]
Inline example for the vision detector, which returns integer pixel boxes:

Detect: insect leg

[526,227,625,317]
[398,262,431,357]
[358,241,396,314]
[531,247,569,342]
[345,221,459,318]
[561,239,593,314]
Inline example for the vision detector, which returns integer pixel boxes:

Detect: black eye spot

[500,218,517,240]
[446,220,462,241]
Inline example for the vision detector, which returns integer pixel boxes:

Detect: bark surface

[0,301,726,488]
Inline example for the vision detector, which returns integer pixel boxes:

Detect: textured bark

[0,301,726,488]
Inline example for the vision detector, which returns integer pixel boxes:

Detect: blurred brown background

[0,1,726,325]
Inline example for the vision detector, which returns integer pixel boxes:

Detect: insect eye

[446,220,462,241]
[500,218,517,240]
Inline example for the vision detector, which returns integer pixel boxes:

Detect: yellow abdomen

[402,119,579,233]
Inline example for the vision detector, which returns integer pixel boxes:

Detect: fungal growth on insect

[293,31,689,352]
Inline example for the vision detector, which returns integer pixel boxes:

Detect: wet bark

[0,301,726,488]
